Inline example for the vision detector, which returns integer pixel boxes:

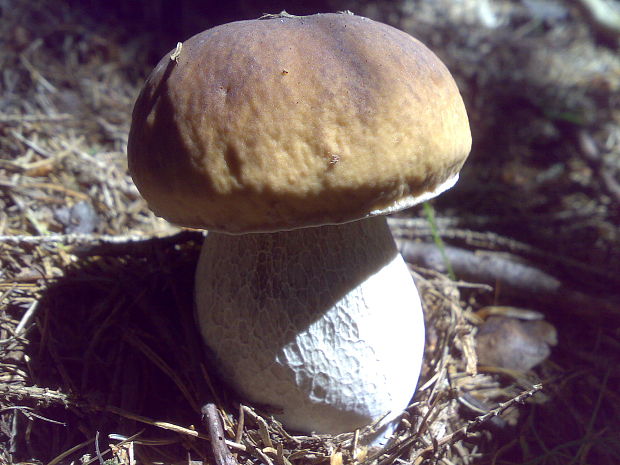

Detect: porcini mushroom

[128,12,471,442]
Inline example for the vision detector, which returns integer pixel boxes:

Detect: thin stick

[411,384,543,462]
[95,431,105,464]
[47,437,96,465]
[235,404,245,445]
[0,113,73,123]
[202,403,239,465]
[15,300,39,335]
[242,405,273,449]
[0,230,204,256]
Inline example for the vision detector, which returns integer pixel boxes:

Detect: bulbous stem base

[195,216,425,440]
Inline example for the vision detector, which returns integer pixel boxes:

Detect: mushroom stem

[195,216,425,440]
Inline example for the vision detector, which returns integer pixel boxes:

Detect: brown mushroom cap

[128,13,471,233]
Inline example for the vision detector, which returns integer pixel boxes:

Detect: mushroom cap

[128,13,471,233]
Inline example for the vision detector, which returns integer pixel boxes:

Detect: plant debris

[1,0,619,464]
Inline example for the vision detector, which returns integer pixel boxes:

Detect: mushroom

[128,13,471,442]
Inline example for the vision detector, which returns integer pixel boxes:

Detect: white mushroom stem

[195,216,425,441]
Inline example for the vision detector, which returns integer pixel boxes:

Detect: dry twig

[202,403,239,465]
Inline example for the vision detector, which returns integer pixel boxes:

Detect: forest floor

[0,0,618,464]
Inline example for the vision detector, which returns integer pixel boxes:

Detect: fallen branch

[388,217,619,288]
[398,241,619,322]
